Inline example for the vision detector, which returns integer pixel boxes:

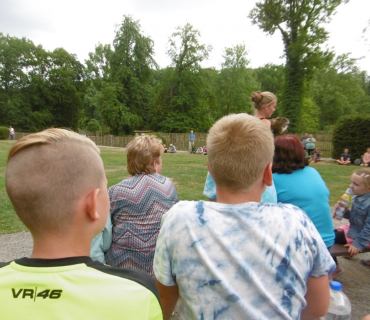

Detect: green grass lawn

[0,141,355,235]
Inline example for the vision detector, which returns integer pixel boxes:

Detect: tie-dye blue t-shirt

[203,172,277,203]
[154,201,335,320]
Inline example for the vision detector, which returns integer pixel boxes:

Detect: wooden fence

[13,131,333,158]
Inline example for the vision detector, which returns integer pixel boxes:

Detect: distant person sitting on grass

[168,144,176,153]
[1,129,162,320]
[310,148,322,163]
[154,114,335,320]
[337,148,351,165]
[195,146,203,154]
[202,145,207,155]
[361,148,370,166]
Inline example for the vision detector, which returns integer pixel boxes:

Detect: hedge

[0,126,9,140]
[332,115,370,161]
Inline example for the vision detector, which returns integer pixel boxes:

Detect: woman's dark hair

[272,134,309,174]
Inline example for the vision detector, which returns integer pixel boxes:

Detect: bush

[0,126,9,140]
[332,115,370,160]
[153,132,167,145]
[86,119,101,133]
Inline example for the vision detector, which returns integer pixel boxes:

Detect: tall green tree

[216,44,257,117]
[152,23,212,132]
[249,0,346,132]
[312,54,370,129]
[110,15,157,132]
[85,43,113,83]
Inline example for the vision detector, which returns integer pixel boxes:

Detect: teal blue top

[203,172,277,204]
[273,166,335,248]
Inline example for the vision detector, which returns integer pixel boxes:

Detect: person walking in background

[189,130,195,153]
[9,126,15,140]
[336,148,352,165]
[305,133,316,156]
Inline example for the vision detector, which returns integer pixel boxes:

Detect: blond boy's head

[126,135,164,175]
[6,129,105,235]
[207,114,274,193]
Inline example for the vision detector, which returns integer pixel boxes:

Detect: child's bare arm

[155,279,179,320]
[300,276,330,320]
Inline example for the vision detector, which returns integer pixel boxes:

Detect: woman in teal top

[272,134,335,248]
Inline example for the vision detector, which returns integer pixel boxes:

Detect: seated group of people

[2,115,370,319]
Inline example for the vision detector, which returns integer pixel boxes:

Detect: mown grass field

[0,140,355,235]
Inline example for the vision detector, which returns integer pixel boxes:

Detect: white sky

[1,0,369,73]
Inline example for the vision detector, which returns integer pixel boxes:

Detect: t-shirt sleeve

[203,172,216,199]
[153,212,177,286]
[306,217,337,277]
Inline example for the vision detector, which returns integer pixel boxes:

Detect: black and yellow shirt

[0,256,162,320]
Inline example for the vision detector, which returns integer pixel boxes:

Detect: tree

[110,15,157,131]
[47,48,85,130]
[86,118,101,134]
[249,0,346,132]
[312,54,370,129]
[85,43,113,83]
[153,23,212,132]
[332,115,370,160]
[253,64,285,116]
[216,44,258,117]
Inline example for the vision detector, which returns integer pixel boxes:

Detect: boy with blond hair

[154,114,336,320]
[0,129,162,320]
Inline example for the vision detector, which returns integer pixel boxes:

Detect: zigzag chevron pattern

[105,173,178,276]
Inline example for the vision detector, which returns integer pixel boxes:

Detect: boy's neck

[30,233,92,259]
[216,184,265,205]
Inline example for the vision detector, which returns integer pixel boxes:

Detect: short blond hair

[126,135,164,175]
[6,129,104,234]
[207,113,274,192]
[251,91,277,111]
[354,168,370,188]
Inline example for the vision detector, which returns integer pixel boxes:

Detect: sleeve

[352,207,370,251]
[153,213,177,286]
[305,216,336,277]
[102,214,113,252]
[203,172,216,199]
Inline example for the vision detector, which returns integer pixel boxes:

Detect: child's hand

[344,244,360,256]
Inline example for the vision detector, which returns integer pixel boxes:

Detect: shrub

[0,127,9,140]
[86,119,101,134]
[153,132,167,145]
[332,115,370,160]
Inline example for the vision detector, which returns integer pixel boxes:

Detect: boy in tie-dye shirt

[154,114,336,320]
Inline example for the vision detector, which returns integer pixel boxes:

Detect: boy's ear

[85,189,100,221]
[263,163,273,187]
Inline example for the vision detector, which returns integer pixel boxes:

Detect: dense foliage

[332,115,370,160]
[0,127,9,140]
[249,0,347,132]
[1,10,370,135]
